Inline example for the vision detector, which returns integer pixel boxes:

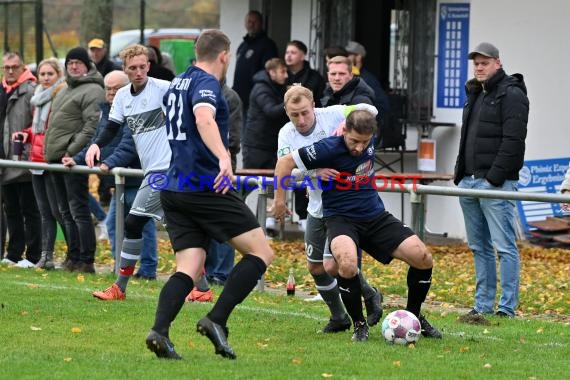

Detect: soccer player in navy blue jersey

[145,29,274,360]
[272,109,442,342]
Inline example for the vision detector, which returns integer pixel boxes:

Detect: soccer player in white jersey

[84,44,172,300]
[277,85,382,333]
[273,109,442,342]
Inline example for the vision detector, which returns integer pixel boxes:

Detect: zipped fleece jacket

[44,64,104,163]
[454,68,529,186]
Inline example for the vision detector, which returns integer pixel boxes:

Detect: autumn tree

[79,0,114,47]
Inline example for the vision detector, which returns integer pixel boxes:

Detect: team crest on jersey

[245,49,254,59]
[355,159,373,176]
[367,147,374,156]
[278,147,291,157]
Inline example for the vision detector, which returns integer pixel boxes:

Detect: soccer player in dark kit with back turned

[145,29,274,360]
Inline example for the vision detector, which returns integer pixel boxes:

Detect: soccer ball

[381,310,421,345]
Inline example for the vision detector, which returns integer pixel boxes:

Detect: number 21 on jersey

[166,92,187,141]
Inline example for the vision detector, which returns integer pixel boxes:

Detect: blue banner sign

[517,157,570,231]
[436,3,470,108]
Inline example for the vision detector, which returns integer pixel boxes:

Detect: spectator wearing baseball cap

[468,42,500,59]
[88,38,119,77]
[455,41,529,320]
[344,40,390,130]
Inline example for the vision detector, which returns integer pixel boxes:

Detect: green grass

[0,267,568,380]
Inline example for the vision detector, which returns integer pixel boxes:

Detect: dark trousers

[32,172,65,253]
[48,172,95,263]
[2,181,41,263]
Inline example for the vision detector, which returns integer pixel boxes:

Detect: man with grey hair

[0,52,41,267]
[455,42,529,320]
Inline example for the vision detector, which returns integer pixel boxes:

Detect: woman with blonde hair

[12,57,74,269]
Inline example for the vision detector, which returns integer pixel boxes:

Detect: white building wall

[420,0,570,240]
[220,0,250,88]
[221,0,570,240]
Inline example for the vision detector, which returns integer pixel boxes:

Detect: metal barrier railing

[1,159,570,271]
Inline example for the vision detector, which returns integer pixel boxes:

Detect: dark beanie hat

[65,46,91,68]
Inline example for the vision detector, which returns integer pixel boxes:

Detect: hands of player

[316,168,339,181]
[332,121,345,136]
[85,144,100,168]
[214,155,233,194]
[269,200,291,222]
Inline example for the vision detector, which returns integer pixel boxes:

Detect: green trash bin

[160,39,196,75]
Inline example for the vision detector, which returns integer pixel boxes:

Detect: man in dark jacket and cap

[455,42,529,320]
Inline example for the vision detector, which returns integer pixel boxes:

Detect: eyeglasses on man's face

[2,65,22,72]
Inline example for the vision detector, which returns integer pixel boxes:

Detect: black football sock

[312,272,346,320]
[406,267,432,317]
[337,274,365,324]
[207,255,267,327]
[151,271,194,338]
[358,270,376,300]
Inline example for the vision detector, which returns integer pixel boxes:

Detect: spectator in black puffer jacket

[320,56,375,108]
[454,42,529,320]
[242,58,289,169]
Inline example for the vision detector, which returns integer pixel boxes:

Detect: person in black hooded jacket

[242,58,289,169]
[454,42,529,320]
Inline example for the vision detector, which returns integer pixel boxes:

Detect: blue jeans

[106,188,158,277]
[458,176,520,316]
[88,193,107,222]
[205,240,235,284]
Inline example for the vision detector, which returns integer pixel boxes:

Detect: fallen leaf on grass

[459,346,470,353]
[536,327,544,334]
[63,357,72,362]
[26,283,39,289]
[321,373,333,378]
[393,361,401,367]
[291,357,302,365]
[76,274,85,283]
[71,327,82,333]
[483,363,492,368]
[30,326,42,331]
